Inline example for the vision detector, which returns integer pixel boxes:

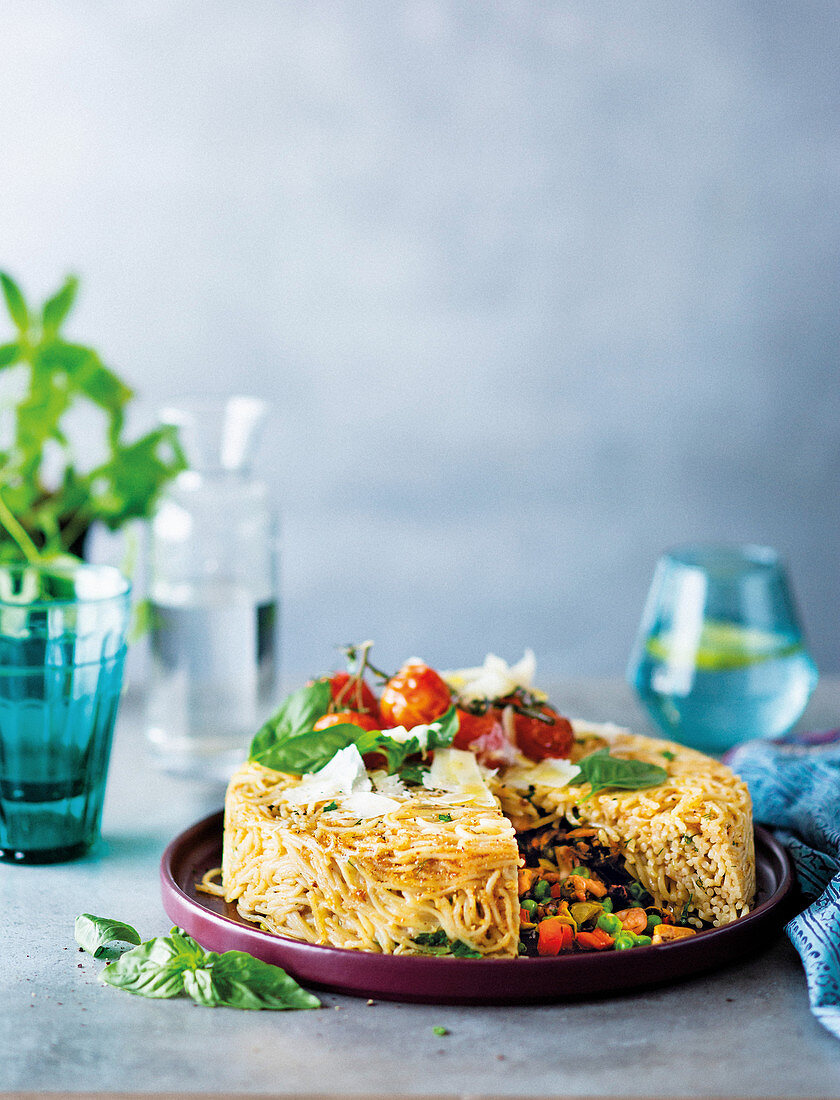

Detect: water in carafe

[145,397,280,780]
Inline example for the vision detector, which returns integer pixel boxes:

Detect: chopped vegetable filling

[516,822,700,956]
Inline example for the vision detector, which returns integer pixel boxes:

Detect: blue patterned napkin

[726,729,840,1040]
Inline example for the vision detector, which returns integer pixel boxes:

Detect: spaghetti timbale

[210,652,755,956]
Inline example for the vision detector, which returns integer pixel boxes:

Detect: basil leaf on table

[74,914,141,959]
[101,934,196,998]
[97,926,320,1011]
[571,748,668,799]
[182,950,321,1011]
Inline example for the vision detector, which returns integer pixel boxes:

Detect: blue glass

[627,544,818,755]
[0,563,131,863]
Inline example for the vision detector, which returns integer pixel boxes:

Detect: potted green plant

[0,271,185,565]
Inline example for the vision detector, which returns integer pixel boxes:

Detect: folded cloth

[726,729,840,1040]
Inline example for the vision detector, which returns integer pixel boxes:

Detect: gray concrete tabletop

[3,678,840,1099]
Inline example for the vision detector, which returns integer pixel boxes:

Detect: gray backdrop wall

[2,1,838,686]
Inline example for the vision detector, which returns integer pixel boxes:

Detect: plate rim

[160,810,794,1003]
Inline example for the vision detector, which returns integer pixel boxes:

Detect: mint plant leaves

[0,271,186,565]
[571,748,668,799]
[77,919,321,1011]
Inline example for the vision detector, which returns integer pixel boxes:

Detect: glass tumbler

[0,562,131,863]
[626,544,818,755]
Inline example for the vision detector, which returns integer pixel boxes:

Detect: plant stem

[0,487,42,564]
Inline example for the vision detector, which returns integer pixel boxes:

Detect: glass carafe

[145,396,280,780]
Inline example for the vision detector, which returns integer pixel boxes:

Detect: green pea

[597,912,622,935]
[570,866,590,878]
[628,881,645,900]
[521,898,538,917]
[533,878,551,900]
[600,897,613,913]
[645,913,662,934]
[613,933,635,950]
[632,934,652,946]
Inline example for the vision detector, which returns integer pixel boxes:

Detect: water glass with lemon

[627,545,818,755]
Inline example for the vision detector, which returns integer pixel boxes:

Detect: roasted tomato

[327,672,379,718]
[453,708,499,750]
[513,704,574,761]
[455,708,519,768]
[313,710,380,733]
[379,661,452,728]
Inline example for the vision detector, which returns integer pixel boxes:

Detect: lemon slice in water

[646,620,802,671]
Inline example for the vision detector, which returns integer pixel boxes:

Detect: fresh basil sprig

[80,921,320,1011]
[249,679,458,776]
[571,748,668,799]
[74,914,142,959]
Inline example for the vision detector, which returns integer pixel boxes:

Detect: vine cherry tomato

[313,710,380,733]
[327,672,379,719]
[512,703,573,761]
[379,661,452,729]
[453,708,499,750]
[454,708,518,767]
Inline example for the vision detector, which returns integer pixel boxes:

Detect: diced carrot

[537,918,574,956]
[550,883,564,899]
[519,908,535,926]
[575,927,615,951]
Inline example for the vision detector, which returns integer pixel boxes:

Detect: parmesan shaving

[442,650,542,704]
[502,756,580,791]
[283,744,370,805]
[423,748,496,806]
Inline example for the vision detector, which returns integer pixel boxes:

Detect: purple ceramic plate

[161,812,794,1005]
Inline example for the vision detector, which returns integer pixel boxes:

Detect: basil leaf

[412,930,481,958]
[426,705,459,749]
[414,930,449,947]
[253,724,360,774]
[249,696,457,777]
[354,728,420,772]
[249,680,333,765]
[353,706,458,773]
[98,926,320,1010]
[572,748,668,798]
[398,762,430,785]
[185,950,321,1011]
[100,935,192,998]
[74,914,142,959]
[450,940,482,958]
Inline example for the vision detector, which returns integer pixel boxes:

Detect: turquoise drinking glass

[0,562,131,863]
[626,544,818,755]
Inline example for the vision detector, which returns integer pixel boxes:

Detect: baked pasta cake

[211,649,755,958]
